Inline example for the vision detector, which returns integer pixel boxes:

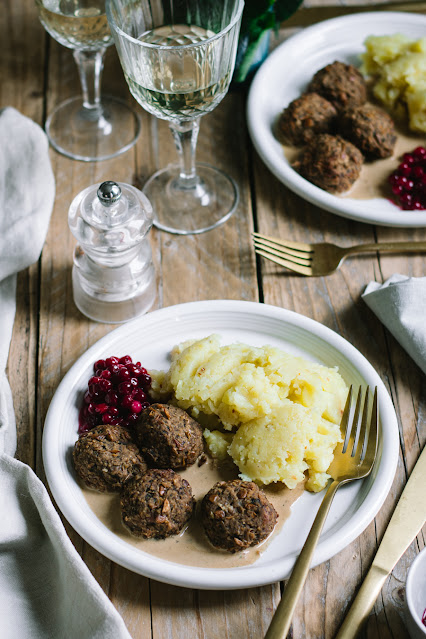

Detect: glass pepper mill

[68,180,156,323]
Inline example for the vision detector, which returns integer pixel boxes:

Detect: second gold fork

[253,232,426,276]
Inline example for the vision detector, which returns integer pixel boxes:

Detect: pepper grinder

[68,180,156,323]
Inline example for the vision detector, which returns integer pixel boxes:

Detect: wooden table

[4,1,426,637]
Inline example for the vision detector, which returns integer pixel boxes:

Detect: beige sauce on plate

[81,457,304,568]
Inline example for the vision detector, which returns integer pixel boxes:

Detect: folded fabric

[362,274,426,376]
[0,107,55,284]
[0,454,132,639]
[0,275,17,455]
[0,105,55,456]
[0,108,132,639]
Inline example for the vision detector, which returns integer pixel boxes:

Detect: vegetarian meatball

[200,480,278,553]
[294,133,364,193]
[308,61,367,110]
[338,103,397,158]
[73,424,147,492]
[120,469,195,539]
[135,403,204,469]
[277,92,338,145]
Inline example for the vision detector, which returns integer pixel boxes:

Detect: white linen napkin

[0,107,132,639]
[362,274,426,376]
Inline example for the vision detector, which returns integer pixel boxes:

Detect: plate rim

[42,300,400,589]
[246,11,426,228]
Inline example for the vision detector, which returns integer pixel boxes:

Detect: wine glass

[35,0,141,161]
[106,0,244,234]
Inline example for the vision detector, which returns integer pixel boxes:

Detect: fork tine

[253,239,312,263]
[349,386,363,456]
[354,387,371,462]
[253,235,313,260]
[252,232,312,253]
[254,248,313,276]
[334,385,353,456]
[353,386,379,466]
[365,386,379,461]
[254,242,312,266]
[341,386,362,454]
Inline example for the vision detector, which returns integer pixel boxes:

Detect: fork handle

[346,241,426,256]
[265,479,340,639]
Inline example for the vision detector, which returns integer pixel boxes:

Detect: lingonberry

[78,354,152,434]
[388,147,426,210]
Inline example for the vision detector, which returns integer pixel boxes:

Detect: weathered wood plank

[2,0,46,468]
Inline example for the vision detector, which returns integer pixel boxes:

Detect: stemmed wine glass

[106,0,244,234]
[35,0,141,161]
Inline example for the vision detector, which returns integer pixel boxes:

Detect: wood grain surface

[3,1,426,638]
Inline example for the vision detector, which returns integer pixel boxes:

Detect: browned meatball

[73,424,147,492]
[200,480,278,553]
[308,61,367,111]
[277,92,338,145]
[294,133,364,193]
[135,403,204,469]
[338,103,397,158]
[120,469,195,539]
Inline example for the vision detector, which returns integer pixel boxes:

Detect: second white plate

[247,12,426,227]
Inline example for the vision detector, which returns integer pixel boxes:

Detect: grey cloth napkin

[362,273,426,376]
[0,107,132,639]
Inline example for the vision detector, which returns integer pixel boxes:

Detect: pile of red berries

[388,146,426,211]
[78,355,152,434]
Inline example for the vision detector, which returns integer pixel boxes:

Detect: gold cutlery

[253,233,426,276]
[284,1,426,28]
[336,441,426,638]
[265,386,378,639]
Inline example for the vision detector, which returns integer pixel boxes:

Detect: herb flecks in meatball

[135,403,204,469]
[278,92,338,145]
[120,469,195,539]
[73,424,147,492]
[294,133,364,193]
[201,480,278,553]
[339,103,397,158]
[308,61,367,111]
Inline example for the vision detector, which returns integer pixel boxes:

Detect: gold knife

[284,2,426,27]
[335,444,426,639]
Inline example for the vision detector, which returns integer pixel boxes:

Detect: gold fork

[253,232,426,277]
[265,386,379,639]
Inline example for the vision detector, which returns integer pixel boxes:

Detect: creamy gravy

[282,118,424,201]
[81,457,304,568]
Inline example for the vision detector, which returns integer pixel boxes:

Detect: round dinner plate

[247,12,426,227]
[42,300,399,589]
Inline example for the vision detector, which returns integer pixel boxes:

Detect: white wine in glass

[36,0,141,161]
[107,0,244,234]
[125,25,230,121]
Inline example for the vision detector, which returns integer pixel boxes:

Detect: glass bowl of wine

[106,0,244,234]
[36,0,141,161]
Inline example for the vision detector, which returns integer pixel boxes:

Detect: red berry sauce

[78,355,152,435]
[388,146,426,211]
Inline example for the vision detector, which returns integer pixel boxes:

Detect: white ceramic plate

[247,12,426,227]
[42,300,399,589]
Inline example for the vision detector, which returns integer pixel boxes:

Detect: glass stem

[73,49,105,113]
[169,120,200,188]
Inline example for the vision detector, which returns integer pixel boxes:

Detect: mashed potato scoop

[152,335,348,492]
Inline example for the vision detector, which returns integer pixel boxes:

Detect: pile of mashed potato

[360,33,426,132]
[151,335,348,493]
